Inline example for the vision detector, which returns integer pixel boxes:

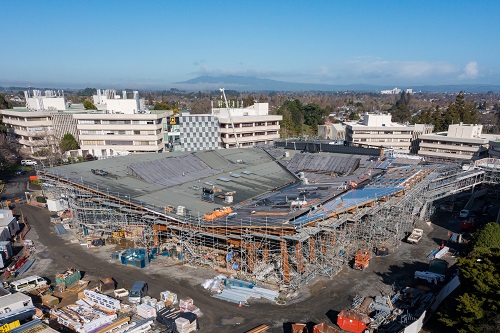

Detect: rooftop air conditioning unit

[176,206,185,216]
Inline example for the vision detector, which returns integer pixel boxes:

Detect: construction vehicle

[353,249,370,270]
[406,228,423,244]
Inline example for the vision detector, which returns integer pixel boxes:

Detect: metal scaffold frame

[37,159,499,290]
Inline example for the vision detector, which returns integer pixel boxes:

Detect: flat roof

[42,148,430,228]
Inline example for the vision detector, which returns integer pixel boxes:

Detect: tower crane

[220,88,240,148]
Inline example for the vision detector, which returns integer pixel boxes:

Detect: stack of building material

[51,304,117,333]
[160,290,178,305]
[179,298,193,312]
[212,285,279,305]
[83,290,121,311]
[136,303,156,319]
[175,315,197,333]
[201,275,226,293]
[156,307,180,332]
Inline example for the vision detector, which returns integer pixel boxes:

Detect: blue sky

[1,0,499,88]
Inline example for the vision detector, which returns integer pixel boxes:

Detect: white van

[9,275,47,292]
[21,160,37,166]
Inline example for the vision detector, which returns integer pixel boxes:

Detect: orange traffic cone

[238,301,242,308]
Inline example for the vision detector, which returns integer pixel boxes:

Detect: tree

[153,102,171,110]
[390,91,411,122]
[83,100,97,110]
[349,112,360,120]
[78,88,97,97]
[473,222,500,249]
[60,133,80,153]
[438,223,500,333]
[0,94,12,109]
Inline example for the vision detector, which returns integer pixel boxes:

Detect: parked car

[21,160,37,166]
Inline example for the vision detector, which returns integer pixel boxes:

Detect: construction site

[36,147,500,291]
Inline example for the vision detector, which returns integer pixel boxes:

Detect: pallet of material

[246,324,270,333]
[114,288,129,298]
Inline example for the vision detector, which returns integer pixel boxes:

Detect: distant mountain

[174,75,500,93]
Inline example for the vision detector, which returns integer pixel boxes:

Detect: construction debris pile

[337,287,437,333]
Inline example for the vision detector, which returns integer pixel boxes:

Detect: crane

[220,88,240,148]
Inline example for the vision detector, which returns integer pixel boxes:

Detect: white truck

[407,228,423,244]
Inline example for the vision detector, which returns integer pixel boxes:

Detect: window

[82,140,104,145]
[105,140,133,145]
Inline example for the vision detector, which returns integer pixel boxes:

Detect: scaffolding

[37,159,500,290]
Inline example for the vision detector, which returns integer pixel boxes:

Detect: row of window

[421,140,484,148]
[418,148,475,156]
[224,121,278,128]
[82,140,161,146]
[353,138,410,143]
[78,119,159,125]
[80,130,159,135]
[352,131,412,135]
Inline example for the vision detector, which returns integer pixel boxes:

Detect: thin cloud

[459,61,479,80]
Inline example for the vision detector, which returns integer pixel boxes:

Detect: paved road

[4,177,449,333]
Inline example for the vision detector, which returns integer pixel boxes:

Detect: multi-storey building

[74,111,170,157]
[1,90,83,158]
[1,108,58,157]
[345,114,433,153]
[418,123,497,161]
[212,103,282,148]
[1,90,282,158]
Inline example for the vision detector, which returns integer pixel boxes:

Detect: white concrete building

[1,108,58,157]
[418,123,498,161]
[317,123,346,141]
[24,90,66,111]
[380,88,402,95]
[345,113,433,154]
[212,103,282,148]
[74,111,171,157]
[92,89,145,114]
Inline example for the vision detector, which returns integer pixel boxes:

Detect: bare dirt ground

[2,175,461,333]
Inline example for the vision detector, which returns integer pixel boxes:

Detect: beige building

[318,123,346,141]
[1,108,58,157]
[345,113,433,153]
[74,111,171,157]
[212,103,282,148]
[418,124,491,161]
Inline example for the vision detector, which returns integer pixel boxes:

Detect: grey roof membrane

[43,149,382,227]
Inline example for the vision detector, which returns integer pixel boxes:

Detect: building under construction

[37,148,500,289]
